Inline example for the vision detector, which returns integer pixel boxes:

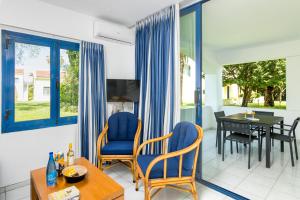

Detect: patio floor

[203,129,300,200]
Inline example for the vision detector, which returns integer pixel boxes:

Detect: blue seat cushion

[108,112,138,141]
[169,122,198,171]
[137,155,192,179]
[101,141,134,155]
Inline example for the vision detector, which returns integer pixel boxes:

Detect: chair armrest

[133,120,142,156]
[97,123,109,158]
[272,127,291,132]
[136,133,173,158]
[145,135,202,180]
[274,123,292,127]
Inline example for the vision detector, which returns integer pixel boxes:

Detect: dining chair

[222,120,259,169]
[271,117,300,166]
[97,112,142,182]
[253,110,275,147]
[215,111,239,152]
[135,122,203,200]
[214,111,225,147]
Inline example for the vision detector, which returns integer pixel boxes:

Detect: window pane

[60,49,79,117]
[15,42,51,122]
[180,12,196,123]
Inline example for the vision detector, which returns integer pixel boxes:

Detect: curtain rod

[0,23,81,43]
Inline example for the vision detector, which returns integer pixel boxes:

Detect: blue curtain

[136,5,180,153]
[79,41,106,164]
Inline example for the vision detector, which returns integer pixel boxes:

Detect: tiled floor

[3,129,300,200]
[0,180,30,200]
[0,161,228,200]
[202,129,300,200]
[103,163,230,200]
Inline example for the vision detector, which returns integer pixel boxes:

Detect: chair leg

[230,140,233,154]
[222,138,225,161]
[248,143,251,169]
[135,175,139,191]
[289,141,295,167]
[258,136,261,162]
[135,167,139,191]
[191,181,198,200]
[144,181,150,200]
[236,142,239,153]
[294,139,298,160]
[131,161,136,183]
[135,172,140,191]
[260,137,263,161]
[99,159,103,170]
[272,138,274,147]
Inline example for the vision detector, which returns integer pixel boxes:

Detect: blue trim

[57,41,79,125]
[180,1,248,199]
[1,30,79,133]
[199,179,250,200]
[180,1,202,178]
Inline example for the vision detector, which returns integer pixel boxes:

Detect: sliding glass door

[180,3,202,179]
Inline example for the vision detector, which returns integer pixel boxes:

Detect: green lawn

[181,102,206,109]
[181,101,286,110]
[15,101,77,122]
[223,101,286,110]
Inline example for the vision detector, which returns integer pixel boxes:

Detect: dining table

[216,113,284,168]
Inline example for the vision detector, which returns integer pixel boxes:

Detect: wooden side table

[31,157,124,200]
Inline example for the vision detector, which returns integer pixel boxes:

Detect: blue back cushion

[168,122,198,171]
[107,112,138,141]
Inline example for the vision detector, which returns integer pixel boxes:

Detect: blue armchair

[135,122,204,200]
[97,112,142,182]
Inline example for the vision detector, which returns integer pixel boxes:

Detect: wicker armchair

[97,112,142,182]
[135,122,204,200]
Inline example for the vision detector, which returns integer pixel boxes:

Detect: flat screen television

[107,79,140,102]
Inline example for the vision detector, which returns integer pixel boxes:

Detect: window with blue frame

[1,30,79,133]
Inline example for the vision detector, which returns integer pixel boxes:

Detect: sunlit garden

[223,58,286,110]
[15,102,78,122]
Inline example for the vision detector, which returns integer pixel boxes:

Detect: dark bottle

[46,152,57,186]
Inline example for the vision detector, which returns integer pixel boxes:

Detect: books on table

[48,186,80,200]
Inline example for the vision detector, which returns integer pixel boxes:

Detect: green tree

[223,62,261,107]
[223,58,286,108]
[60,50,79,113]
[256,59,286,107]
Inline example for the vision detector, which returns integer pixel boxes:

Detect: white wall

[286,56,300,111]
[216,39,300,65]
[202,48,223,130]
[0,0,135,187]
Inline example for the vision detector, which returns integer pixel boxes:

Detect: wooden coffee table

[30,157,124,200]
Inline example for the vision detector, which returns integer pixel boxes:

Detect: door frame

[180,1,248,199]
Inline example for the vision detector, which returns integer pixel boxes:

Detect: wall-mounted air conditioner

[93,20,134,45]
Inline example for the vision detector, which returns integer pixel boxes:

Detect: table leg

[280,120,284,152]
[266,126,271,168]
[30,176,38,200]
[217,121,222,154]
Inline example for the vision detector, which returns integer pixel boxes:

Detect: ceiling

[38,0,182,27]
[203,0,300,51]
[38,0,300,51]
